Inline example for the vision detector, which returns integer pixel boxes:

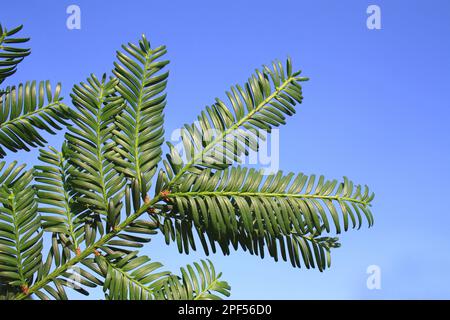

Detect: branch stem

[168,191,370,206]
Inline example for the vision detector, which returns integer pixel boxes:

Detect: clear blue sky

[1,0,450,299]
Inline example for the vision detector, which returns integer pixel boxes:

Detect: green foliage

[0,23,375,300]
[35,146,85,249]
[163,59,306,181]
[158,166,372,269]
[96,250,170,300]
[66,74,126,219]
[110,35,169,193]
[94,250,229,300]
[0,25,70,158]
[156,259,231,300]
[0,161,42,291]
[0,24,30,85]
[0,81,70,157]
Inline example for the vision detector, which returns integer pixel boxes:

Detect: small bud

[75,247,81,256]
[93,249,101,257]
[20,284,29,295]
[144,194,151,204]
[160,190,171,202]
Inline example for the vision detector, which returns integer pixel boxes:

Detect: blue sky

[1,0,450,299]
